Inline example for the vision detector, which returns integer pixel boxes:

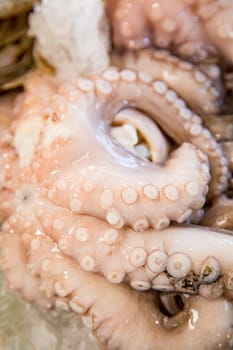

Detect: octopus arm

[73,67,228,197]
[36,205,233,297]
[55,68,229,202]
[1,229,233,350]
[106,0,233,63]
[112,49,222,114]
[1,70,229,235]
[4,72,215,232]
[11,71,228,235]
[0,232,46,304]
[202,1,233,63]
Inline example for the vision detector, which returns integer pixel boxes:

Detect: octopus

[0,0,233,349]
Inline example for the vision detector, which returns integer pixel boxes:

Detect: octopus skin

[0,70,232,349]
[106,0,233,63]
[1,226,233,350]
[112,48,223,114]
[0,71,232,295]
[5,209,233,297]
[3,70,229,235]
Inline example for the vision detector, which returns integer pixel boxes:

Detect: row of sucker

[112,48,223,114]
[34,67,231,233]
[25,205,233,299]
[74,67,230,197]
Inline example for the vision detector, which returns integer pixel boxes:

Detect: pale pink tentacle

[106,0,233,63]
[202,1,233,63]
[1,229,233,350]
[0,231,48,306]
[106,0,212,58]
[0,128,18,221]
[6,73,213,232]
[3,203,233,298]
[37,250,233,350]
[55,68,229,199]
[112,49,223,114]
[47,142,208,231]
[8,72,228,235]
[31,203,233,296]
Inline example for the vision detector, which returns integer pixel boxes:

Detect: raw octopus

[0,1,233,350]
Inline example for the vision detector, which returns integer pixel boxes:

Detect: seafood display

[0,0,233,349]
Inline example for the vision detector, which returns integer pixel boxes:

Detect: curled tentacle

[112,49,223,114]
[1,228,233,350]
[201,0,233,63]
[4,72,229,234]
[2,204,233,298]
[2,73,211,231]
[0,229,47,305]
[35,207,233,296]
[52,69,230,199]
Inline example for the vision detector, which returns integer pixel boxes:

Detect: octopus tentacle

[40,255,233,350]
[32,203,233,297]
[47,69,228,208]
[0,227,46,305]
[0,129,18,221]
[10,71,228,233]
[106,0,233,63]
[112,49,223,114]
[201,0,233,63]
[3,202,233,298]
[9,73,214,231]
[2,229,233,350]
[106,0,212,58]
[201,195,233,230]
